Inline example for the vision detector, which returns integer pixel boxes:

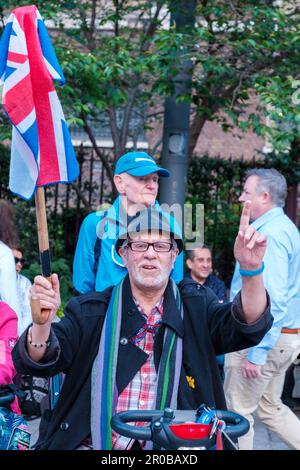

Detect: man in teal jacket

[73,152,183,293]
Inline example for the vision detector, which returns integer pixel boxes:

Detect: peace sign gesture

[234,201,267,270]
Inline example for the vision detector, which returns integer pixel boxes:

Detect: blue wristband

[239,261,264,277]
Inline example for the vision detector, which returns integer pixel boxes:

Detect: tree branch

[70,182,91,211]
[81,114,116,189]
[146,110,164,119]
[90,0,97,38]
[188,112,208,158]
[230,72,245,109]
[140,1,164,52]
[78,0,97,51]
[150,137,163,155]
[120,88,137,150]
[107,108,122,157]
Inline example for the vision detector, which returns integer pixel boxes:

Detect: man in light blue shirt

[224,168,300,450]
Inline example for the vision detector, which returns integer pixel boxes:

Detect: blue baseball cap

[114,152,170,177]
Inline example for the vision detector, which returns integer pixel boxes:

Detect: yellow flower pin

[186,375,195,389]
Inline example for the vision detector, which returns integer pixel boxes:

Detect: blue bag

[0,384,31,450]
[0,407,31,450]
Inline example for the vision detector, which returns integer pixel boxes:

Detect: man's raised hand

[234,201,267,270]
[30,273,61,325]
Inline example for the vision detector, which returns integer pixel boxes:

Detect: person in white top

[12,246,32,335]
[0,200,21,335]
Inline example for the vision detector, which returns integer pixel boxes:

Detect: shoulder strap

[93,238,102,276]
[93,211,107,277]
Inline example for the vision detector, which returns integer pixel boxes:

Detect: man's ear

[114,174,125,194]
[171,249,179,268]
[262,191,271,204]
[186,258,192,270]
[118,246,128,266]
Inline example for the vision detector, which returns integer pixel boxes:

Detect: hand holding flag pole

[0,5,79,324]
[31,187,52,324]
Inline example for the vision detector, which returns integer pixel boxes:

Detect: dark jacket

[185,271,227,304]
[12,276,272,450]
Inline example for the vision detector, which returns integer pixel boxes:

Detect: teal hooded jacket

[73,197,183,293]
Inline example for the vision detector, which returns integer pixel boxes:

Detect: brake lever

[209,416,219,439]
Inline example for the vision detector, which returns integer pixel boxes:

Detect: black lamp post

[159,0,196,211]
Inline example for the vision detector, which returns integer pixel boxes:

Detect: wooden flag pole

[31,186,52,325]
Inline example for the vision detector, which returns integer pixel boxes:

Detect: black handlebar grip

[0,392,15,407]
[216,410,250,438]
[111,410,164,441]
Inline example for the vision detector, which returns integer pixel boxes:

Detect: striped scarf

[91,278,183,450]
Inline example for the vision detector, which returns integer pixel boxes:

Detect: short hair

[245,168,287,207]
[0,200,18,248]
[11,245,23,253]
[187,244,212,261]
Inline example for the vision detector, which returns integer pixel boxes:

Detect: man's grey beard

[131,258,173,289]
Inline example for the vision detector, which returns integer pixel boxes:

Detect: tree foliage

[188,0,300,154]
[1,0,299,182]
[1,1,298,301]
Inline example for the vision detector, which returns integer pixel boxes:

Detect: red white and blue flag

[0,5,79,200]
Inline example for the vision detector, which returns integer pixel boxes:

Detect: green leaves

[187,1,300,153]
[254,75,300,151]
[1,0,300,160]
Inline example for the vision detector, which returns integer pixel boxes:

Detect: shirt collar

[134,296,164,319]
[185,270,210,287]
[121,275,184,338]
[252,207,284,230]
[203,274,212,286]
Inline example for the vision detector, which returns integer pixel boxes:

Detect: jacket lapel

[116,275,148,393]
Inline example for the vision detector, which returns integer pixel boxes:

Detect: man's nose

[144,245,157,257]
[146,179,157,189]
[239,193,245,202]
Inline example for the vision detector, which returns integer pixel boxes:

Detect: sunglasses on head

[14,257,25,265]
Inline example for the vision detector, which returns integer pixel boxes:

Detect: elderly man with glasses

[13,205,272,450]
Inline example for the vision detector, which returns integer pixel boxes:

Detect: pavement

[252,412,290,450]
[27,411,297,450]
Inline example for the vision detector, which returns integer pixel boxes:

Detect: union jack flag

[0,5,79,200]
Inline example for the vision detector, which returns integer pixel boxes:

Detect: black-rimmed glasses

[126,241,173,252]
[14,257,25,265]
